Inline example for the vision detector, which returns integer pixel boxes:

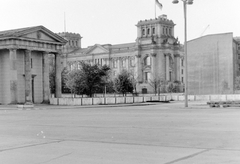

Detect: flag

[155,0,162,10]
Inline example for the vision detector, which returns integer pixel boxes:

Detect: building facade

[61,15,184,94]
[188,33,240,95]
[0,26,66,104]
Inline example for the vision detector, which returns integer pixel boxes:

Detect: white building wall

[0,50,11,104]
[32,51,43,103]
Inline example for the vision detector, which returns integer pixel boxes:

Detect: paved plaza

[0,101,240,163]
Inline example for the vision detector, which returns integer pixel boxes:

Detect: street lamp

[172,0,193,107]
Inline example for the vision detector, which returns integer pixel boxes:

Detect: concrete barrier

[50,94,240,106]
[93,97,104,105]
[82,98,93,105]
[116,97,125,104]
[126,97,133,103]
[134,97,143,103]
[195,95,210,101]
[106,97,116,104]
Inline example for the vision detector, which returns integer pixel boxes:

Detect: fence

[50,94,240,106]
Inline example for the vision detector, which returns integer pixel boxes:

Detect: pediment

[22,31,57,42]
[86,44,109,54]
[0,26,67,44]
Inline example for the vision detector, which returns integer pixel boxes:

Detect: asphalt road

[0,102,240,163]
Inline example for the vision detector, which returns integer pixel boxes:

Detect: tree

[148,75,165,95]
[114,70,134,96]
[49,67,55,94]
[166,80,182,93]
[61,67,70,93]
[129,71,138,94]
[65,62,111,97]
[65,69,79,96]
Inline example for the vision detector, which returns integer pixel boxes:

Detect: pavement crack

[164,149,211,164]
[0,140,63,153]
[35,152,72,164]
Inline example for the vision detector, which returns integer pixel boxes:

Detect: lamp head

[187,0,193,5]
[172,0,179,4]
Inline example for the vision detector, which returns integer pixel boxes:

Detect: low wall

[50,95,166,106]
[50,94,240,106]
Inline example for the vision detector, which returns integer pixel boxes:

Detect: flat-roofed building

[187,33,240,95]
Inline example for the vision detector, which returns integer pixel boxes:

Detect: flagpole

[155,0,156,18]
[64,12,66,33]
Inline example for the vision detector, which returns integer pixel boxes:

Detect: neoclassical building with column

[0,26,67,105]
[62,15,184,93]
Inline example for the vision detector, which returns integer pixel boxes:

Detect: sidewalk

[0,102,156,110]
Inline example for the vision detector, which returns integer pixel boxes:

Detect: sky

[0,0,240,47]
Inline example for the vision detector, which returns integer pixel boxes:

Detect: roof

[0,25,67,44]
[187,32,233,43]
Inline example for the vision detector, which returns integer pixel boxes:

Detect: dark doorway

[142,88,147,94]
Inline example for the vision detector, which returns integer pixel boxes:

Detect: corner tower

[57,32,82,54]
[136,14,177,45]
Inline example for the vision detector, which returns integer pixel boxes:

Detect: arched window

[147,28,150,35]
[142,29,145,36]
[152,28,155,34]
[144,56,151,66]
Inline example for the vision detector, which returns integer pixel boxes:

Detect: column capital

[8,48,17,51]
[164,53,171,57]
[135,54,141,58]
[151,53,157,57]
[174,54,180,57]
[43,51,50,55]
[25,49,32,54]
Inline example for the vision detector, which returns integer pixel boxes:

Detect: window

[238,64,240,71]
[182,77,184,83]
[181,59,184,66]
[113,60,117,68]
[169,28,171,36]
[144,56,151,66]
[181,69,184,75]
[130,58,135,67]
[122,58,126,68]
[31,58,33,68]
[142,29,145,36]
[152,28,155,34]
[145,72,151,82]
[147,28,150,35]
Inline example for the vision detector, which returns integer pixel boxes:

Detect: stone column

[42,51,50,103]
[174,54,180,81]
[136,53,142,82]
[165,54,170,81]
[9,48,18,104]
[25,49,32,104]
[118,57,122,71]
[55,52,62,98]
[151,53,157,79]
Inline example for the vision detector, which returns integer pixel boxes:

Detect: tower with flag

[155,0,163,18]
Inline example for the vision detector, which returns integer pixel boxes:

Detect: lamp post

[172,0,193,107]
